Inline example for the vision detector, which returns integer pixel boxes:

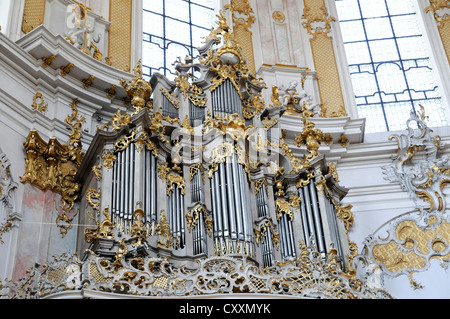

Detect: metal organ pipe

[119,150,125,230]
[302,184,317,246]
[225,157,237,243]
[309,181,325,255]
[326,198,343,263]
[213,170,223,239]
[231,154,244,241]
[298,187,311,247]
[219,163,230,240]
[111,150,117,226]
[150,155,157,234]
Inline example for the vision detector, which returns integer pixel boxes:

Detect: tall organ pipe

[309,181,325,255]
[225,157,237,241]
[231,154,244,240]
[302,184,317,245]
[298,188,311,247]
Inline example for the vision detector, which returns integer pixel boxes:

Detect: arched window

[335,0,447,133]
[142,0,217,80]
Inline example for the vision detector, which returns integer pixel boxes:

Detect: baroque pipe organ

[76,12,352,278]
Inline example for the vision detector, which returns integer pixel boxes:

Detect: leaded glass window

[142,0,216,81]
[335,0,447,133]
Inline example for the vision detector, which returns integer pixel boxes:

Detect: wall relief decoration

[356,106,450,290]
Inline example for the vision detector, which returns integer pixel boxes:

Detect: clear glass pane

[192,26,212,48]
[414,100,448,127]
[142,0,216,77]
[143,11,164,37]
[335,0,361,21]
[364,17,393,40]
[351,72,378,97]
[344,42,371,65]
[191,0,215,7]
[359,0,388,18]
[166,0,190,22]
[384,102,415,131]
[376,62,407,94]
[340,20,366,42]
[369,39,399,62]
[166,42,191,69]
[357,104,387,133]
[405,66,438,92]
[386,0,416,15]
[397,36,428,60]
[191,4,215,29]
[165,18,191,44]
[143,41,165,71]
[391,15,422,37]
[143,0,163,14]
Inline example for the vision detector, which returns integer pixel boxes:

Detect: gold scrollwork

[60,63,75,76]
[82,75,95,89]
[110,108,132,131]
[160,88,180,109]
[275,198,293,221]
[31,91,48,113]
[254,220,279,250]
[41,55,57,68]
[102,150,116,170]
[190,163,205,183]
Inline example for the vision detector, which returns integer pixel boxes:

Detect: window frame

[327,0,450,134]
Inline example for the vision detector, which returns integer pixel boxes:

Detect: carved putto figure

[278,80,319,117]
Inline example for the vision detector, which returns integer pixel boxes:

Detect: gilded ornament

[31,91,48,113]
[335,204,354,232]
[102,150,116,170]
[126,60,152,115]
[60,63,74,76]
[131,209,147,247]
[106,85,117,99]
[339,134,349,147]
[160,88,180,109]
[41,55,57,68]
[296,119,325,161]
[110,108,131,131]
[92,164,102,181]
[324,133,333,146]
[289,195,301,210]
[272,11,286,24]
[21,99,84,237]
[174,71,191,100]
[254,220,278,249]
[302,4,335,38]
[156,210,173,249]
[65,98,85,165]
[0,216,12,245]
[189,163,205,183]
[270,86,282,107]
[425,0,450,26]
[186,205,207,232]
[82,75,95,89]
[180,116,194,135]
[275,198,293,221]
